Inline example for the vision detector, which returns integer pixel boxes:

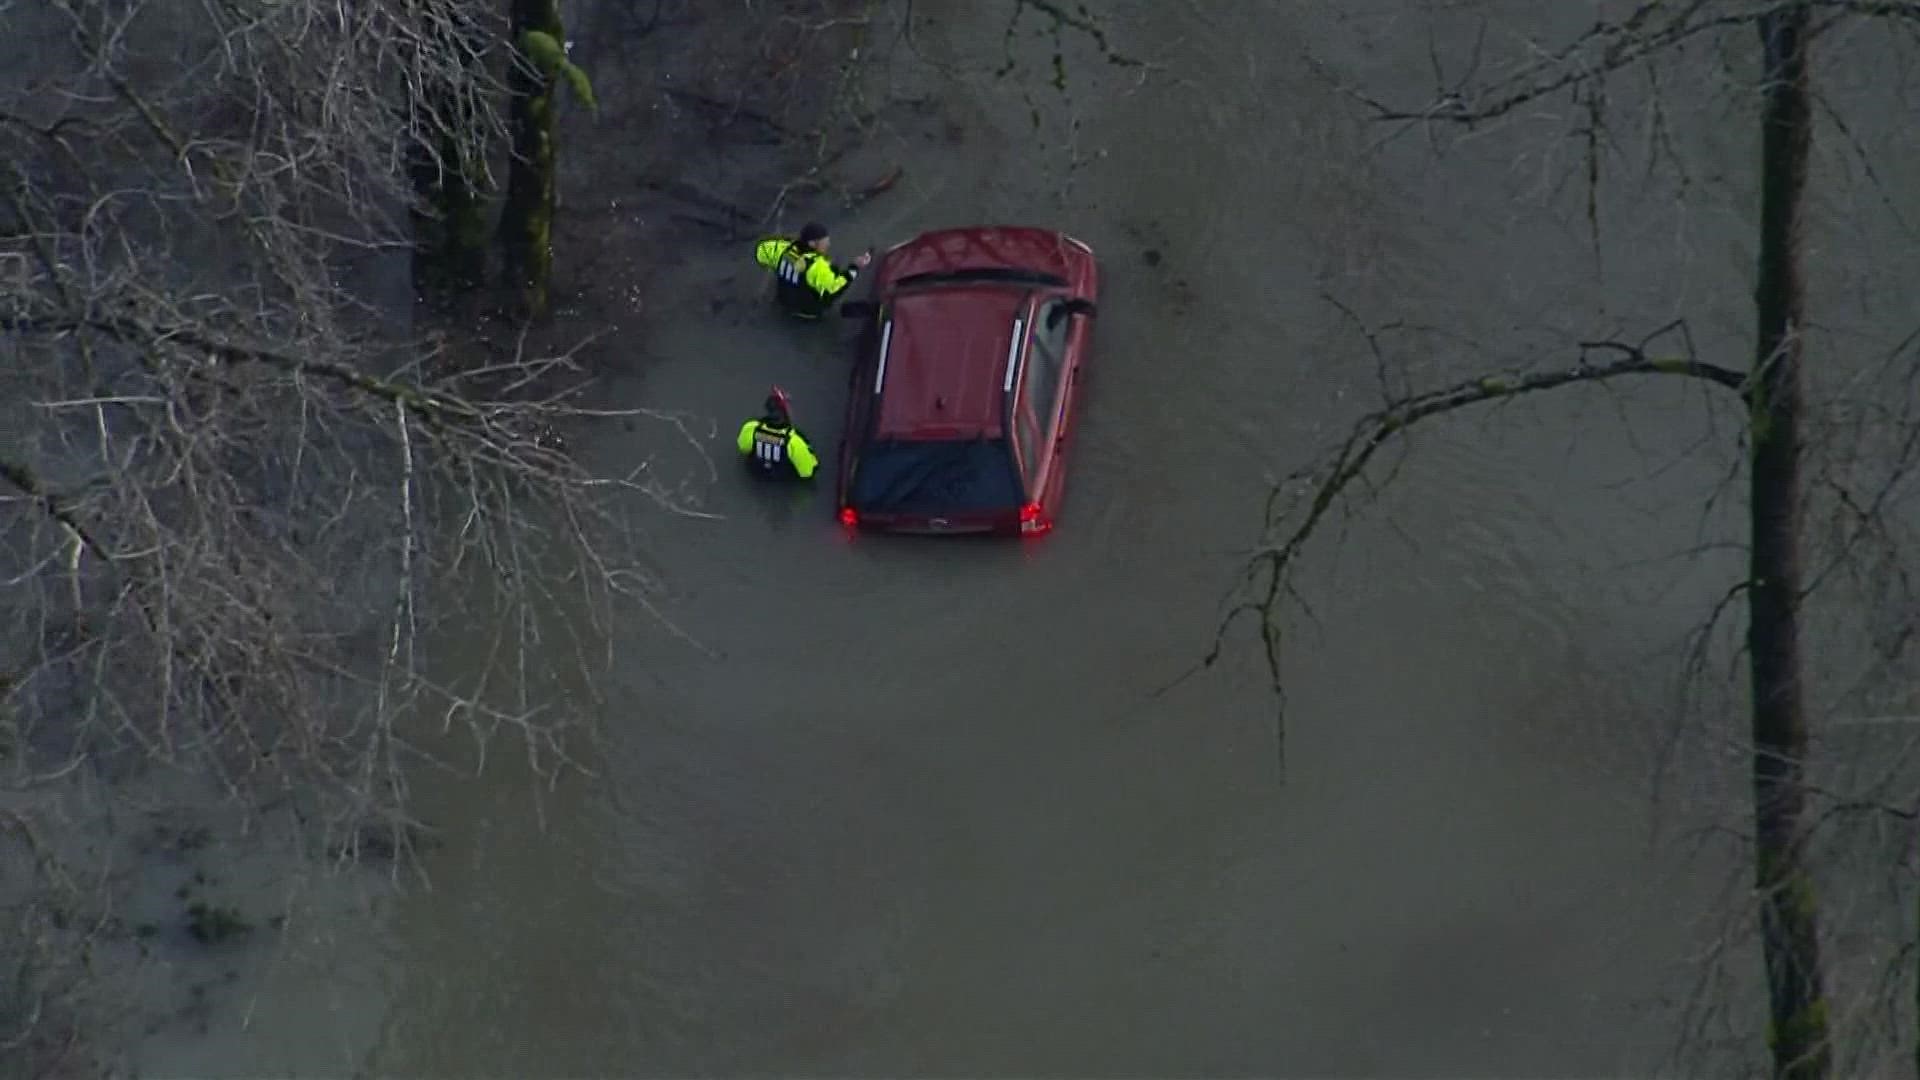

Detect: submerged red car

[833,226,1099,537]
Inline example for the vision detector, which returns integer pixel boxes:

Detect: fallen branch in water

[843,164,903,209]
[640,176,758,223]
[658,85,792,139]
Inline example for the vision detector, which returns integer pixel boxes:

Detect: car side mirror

[840,301,877,319]
[1046,297,1096,330]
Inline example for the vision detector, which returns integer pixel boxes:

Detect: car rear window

[849,438,1026,514]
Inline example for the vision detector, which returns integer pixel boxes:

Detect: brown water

[325,3,1916,1077]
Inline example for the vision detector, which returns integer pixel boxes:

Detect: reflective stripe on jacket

[753,237,852,317]
[736,419,818,478]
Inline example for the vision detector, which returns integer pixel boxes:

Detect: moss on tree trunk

[1746,9,1829,1079]
[498,0,564,320]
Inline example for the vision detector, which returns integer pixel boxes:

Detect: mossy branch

[1,312,481,424]
[519,30,596,112]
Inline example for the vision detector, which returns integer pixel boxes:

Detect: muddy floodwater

[132,2,1920,1076]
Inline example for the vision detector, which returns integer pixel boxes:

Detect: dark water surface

[338,2,1920,1076]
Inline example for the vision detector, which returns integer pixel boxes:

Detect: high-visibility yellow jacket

[737,418,818,479]
[753,237,855,318]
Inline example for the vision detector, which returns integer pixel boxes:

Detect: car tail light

[839,506,858,528]
[1018,501,1050,536]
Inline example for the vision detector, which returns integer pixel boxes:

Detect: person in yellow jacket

[753,222,871,319]
[737,387,818,480]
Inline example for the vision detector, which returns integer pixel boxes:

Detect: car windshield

[849,438,1025,514]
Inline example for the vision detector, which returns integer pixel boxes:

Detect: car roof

[874,285,1032,440]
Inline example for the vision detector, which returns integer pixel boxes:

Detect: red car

[833,226,1099,537]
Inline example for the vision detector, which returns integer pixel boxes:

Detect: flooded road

[357,2,1808,1075]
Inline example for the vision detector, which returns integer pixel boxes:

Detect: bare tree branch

[1218,322,1746,748]
[0,0,714,1066]
[1324,1,1920,126]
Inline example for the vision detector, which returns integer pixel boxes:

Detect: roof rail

[1001,315,1025,393]
[873,318,894,394]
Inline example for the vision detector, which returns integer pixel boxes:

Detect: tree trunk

[438,125,489,291]
[408,113,489,294]
[1746,8,1828,1079]
[407,134,440,293]
[498,0,563,320]
[407,6,491,297]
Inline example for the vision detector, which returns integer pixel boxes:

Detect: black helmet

[764,386,792,423]
[797,222,829,245]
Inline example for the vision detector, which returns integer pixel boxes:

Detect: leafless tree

[1226,3,1920,1077]
[1,0,707,1069]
